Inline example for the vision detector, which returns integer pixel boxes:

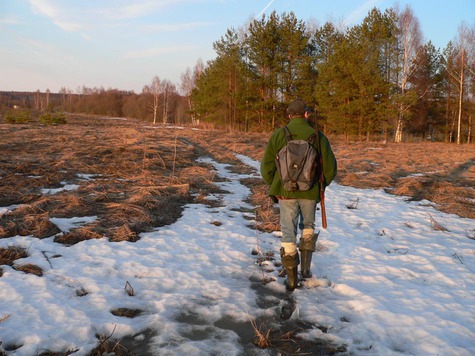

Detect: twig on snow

[346,198,359,210]
[124,281,134,296]
[41,251,54,268]
[0,314,11,323]
[452,252,464,265]
[429,214,448,231]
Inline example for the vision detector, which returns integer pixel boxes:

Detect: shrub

[39,112,67,125]
[4,109,31,124]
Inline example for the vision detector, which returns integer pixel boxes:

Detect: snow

[0,154,474,355]
[49,217,98,233]
[41,182,80,195]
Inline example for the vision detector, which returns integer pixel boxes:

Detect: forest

[1,5,474,143]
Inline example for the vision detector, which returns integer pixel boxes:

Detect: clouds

[29,0,217,39]
[344,0,382,26]
[27,0,204,36]
[29,0,92,37]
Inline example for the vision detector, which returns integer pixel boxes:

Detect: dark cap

[287,100,307,116]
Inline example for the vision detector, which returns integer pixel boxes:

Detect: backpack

[275,126,319,192]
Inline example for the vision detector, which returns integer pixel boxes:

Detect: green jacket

[260,117,337,201]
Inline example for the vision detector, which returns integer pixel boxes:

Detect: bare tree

[394,5,422,142]
[45,89,51,109]
[180,59,205,125]
[160,79,176,124]
[34,90,41,110]
[59,87,73,111]
[59,87,67,109]
[180,67,196,125]
[143,76,161,124]
[446,22,475,144]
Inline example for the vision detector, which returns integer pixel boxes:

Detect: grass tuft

[13,263,43,276]
[0,246,28,267]
[250,317,272,349]
[110,308,143,318]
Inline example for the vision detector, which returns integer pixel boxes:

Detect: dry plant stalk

[93,325,131,355]
[250,317,272,348]
[452,252,464,264]
[346,198,359,210]
[429,214,448,231]
[41,250,54,268]
[124,281,134,296]
[170,135,178,183]
[0,314,11,323]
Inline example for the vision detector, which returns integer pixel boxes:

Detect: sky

[0,131,474,354]
[0,0,474,94]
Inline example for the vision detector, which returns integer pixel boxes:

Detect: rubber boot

[299,232,319,279]
[280,247,300,291]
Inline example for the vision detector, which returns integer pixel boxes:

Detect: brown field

[1,114,473,245]
[0,115,474,353]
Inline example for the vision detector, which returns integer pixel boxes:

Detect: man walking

[260,99,337,291]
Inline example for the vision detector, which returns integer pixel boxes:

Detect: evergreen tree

[244,11,312,129]
[407,41,445,139]
[315,9,393,141]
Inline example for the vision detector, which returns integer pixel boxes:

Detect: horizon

[1,0,474,94]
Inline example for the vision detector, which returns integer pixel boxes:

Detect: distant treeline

[0,88,192,125]
[1,6,474,143]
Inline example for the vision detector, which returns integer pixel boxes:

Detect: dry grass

[248,314,345,354]
[110,224,139,242]
[0,246,28,266]
[90,326,133,356]
[250,317,272,348]
[3,119,470,243]
[54,227,103,245]
[0,211,61,239]
[333,141,474,219]
[110,308,143,318]
[0,246,28,277]
[13,263,43,276]
[245,180,280,233]
[0,117,201,244]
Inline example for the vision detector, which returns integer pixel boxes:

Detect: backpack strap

[282,126,293,143]
[307,132,316,146]
[283,125,318,150]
